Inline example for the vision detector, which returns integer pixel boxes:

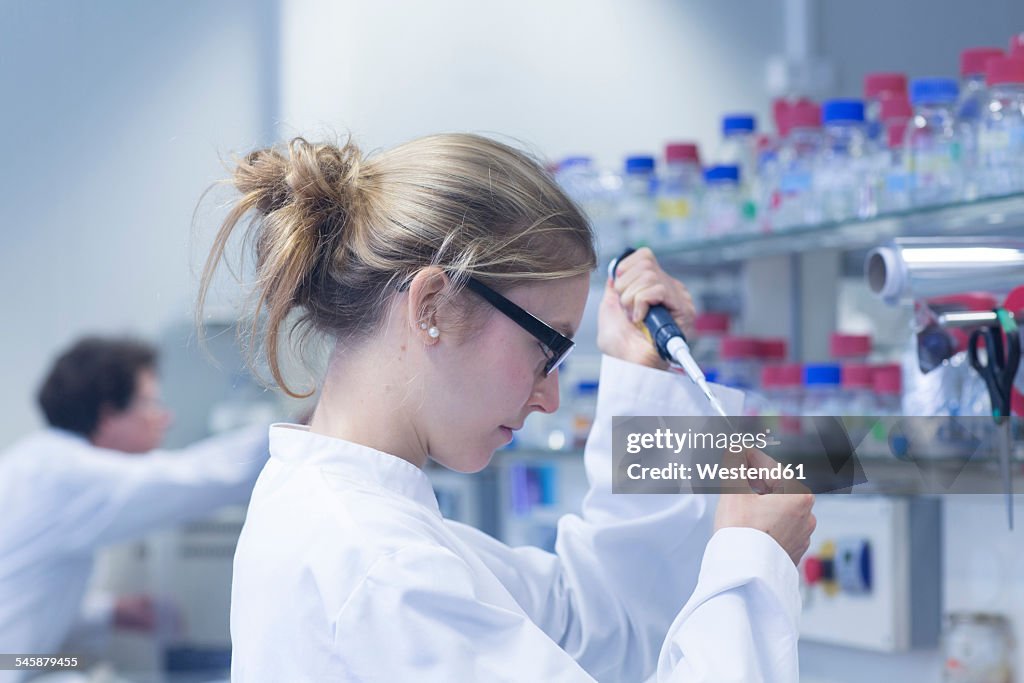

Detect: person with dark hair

[0,336,270,682]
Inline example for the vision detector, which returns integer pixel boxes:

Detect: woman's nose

[530,370,560,414]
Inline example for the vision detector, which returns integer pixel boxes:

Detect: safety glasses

[398,274,574,376]
[462,277,575,376]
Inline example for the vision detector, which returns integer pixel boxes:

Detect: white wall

[0,1,278,444]
[821,0,1024,97]
[279,0,785,169]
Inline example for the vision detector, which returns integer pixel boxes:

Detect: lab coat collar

[268,423,441,517]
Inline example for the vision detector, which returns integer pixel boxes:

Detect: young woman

[200,133,814,682]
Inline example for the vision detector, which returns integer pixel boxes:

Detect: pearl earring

[428,326,440,338]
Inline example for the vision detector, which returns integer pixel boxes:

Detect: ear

[404,266,449,343]
[90,403,118,441]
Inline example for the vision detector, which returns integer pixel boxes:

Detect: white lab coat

[0,426,269,683]
[230,355,801,682]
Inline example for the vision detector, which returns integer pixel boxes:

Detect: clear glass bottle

[775,99,823,230]
[657,143,703,243]
[864,72,908,143]
[872,364,903,415]
[802,364,846,416]
[702,165,743,237]
[841,364,876,416]
[690,312,731,368]
[906,77,963,207]
[878,95,914,212]
[619,155,658,247]
[815,99,875,221]
[555,156,621,257]
[718,336,761,392]
[978,56,1024,197]
[716,114,758,185]
[956,48,1005,200]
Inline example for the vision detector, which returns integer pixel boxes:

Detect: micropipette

[609,248,730,419]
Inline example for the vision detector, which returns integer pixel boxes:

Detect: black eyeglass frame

[398,274,574,376]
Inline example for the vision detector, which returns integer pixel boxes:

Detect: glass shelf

[605,192,1024,270]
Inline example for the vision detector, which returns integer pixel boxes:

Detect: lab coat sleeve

[447,355,757,681]
[59,426,269,553]
[658,527,801,683]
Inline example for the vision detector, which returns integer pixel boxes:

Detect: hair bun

[234,138,364,218]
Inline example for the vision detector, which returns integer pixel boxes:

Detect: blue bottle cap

[704,369,719,384]
[576,380,599,394]
[804,364,842,386]
[910,78,960,105]
[624,155,656,174]
[560,156,593,169]
[822,99,866,124]
[704,165,740,183]
[723,114,757,134]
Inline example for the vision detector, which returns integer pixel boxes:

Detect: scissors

[967,308,1020,529]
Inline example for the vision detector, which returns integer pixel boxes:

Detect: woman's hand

[597,248,696,369]
[715,448,817,566]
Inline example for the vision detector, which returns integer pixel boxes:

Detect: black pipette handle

[609,247,686,363]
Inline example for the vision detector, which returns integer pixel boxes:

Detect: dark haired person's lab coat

[230,356,800,682]
[0,427,269,683]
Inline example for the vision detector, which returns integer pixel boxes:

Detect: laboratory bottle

[802,364,845,417]
[956,48,1004,199]
[864,72,908,143]
[716,114,758,186]
[774,99,823,230]
[555,156,621,256]
[702,165,743,237]
[872,364,903,416]
[877,94,914,211]
[978,56,1024,197]
[906,78,963,207]
[750,134,778,234]
[619,155,658,248]
[759,364,804,434]
[840,364,876,416]
[815,99,875,221]
[656,143,703,243]
[718,336,761,391]
[690,312,731,368]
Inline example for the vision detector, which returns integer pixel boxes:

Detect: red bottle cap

[842,363,874,390]
[880,93,913,122]
[788,99,821,130]
[665,142,700,164]
[720,336,759,360]
[694,312,730,334]
[887,122,909,149]
[1011,33,1024,57]
[961,47,1004,76]
[758,338,788,362]
[987,56,1024,86]
[830,333,872,359]
[872,364,903,395]
[864,72,908,99]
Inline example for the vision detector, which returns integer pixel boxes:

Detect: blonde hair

[198,133,596,397]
